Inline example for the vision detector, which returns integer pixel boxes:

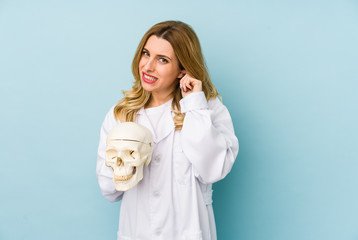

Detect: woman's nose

[143,58,155,72]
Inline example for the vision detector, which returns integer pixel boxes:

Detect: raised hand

[179,73,203,98]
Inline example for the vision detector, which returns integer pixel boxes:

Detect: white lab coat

[96,92,239,240]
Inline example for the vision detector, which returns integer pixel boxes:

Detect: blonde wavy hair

[114,20,219,130]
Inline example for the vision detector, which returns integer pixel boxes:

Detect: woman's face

[139,35,183,99]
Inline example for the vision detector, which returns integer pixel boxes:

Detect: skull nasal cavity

[117,157,124,166]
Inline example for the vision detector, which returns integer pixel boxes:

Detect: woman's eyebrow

[158,54,171,60]
[143,48,172,60]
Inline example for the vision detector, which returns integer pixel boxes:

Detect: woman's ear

[177,70,187,79]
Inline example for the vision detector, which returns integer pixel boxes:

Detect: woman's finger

[185,79,192,91]
[180,75,189,92]
[180,73,202,96]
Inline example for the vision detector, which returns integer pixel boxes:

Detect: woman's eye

[159,58,168,63]
[142,51,149,56]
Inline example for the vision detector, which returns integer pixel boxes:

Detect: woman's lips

[142,72,158,84]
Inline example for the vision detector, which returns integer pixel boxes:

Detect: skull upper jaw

[113,165,144,191]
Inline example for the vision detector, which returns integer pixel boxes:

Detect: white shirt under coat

[96,91,239,240]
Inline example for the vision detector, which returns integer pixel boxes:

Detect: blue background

[1,0,357,239]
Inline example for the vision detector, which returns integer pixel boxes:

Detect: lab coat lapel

[136,108,154,137]
[136,105,175,144]
[154,106,175,143]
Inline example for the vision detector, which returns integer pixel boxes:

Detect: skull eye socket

[128,150,136,159]
[106,149,118,162]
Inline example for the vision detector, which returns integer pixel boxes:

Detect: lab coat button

[153,191,160,198]
[154,155,161,163]
[155,228,162,235]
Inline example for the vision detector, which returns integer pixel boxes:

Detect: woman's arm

[180,92,239,184]
[96,106,124,202]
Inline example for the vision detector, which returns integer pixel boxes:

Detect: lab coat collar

[136,100,175,144]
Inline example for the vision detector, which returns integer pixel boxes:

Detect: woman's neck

[146,93,172,108]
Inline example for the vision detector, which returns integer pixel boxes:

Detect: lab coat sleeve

[180,91,239,184]
[96,106,124,202]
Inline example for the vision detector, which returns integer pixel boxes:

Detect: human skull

[105,122,153,191]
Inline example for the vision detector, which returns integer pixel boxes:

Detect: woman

[96,20,239,240]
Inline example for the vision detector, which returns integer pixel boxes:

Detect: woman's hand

[179,73,202,98]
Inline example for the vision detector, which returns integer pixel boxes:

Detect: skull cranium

[105,122,153,191]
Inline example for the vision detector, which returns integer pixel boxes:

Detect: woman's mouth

[142,72,158,84]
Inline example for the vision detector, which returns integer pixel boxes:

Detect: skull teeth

[114,174,133,181]
[114,167,136,182]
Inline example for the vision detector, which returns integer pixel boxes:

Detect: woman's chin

[141,81,155,92]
